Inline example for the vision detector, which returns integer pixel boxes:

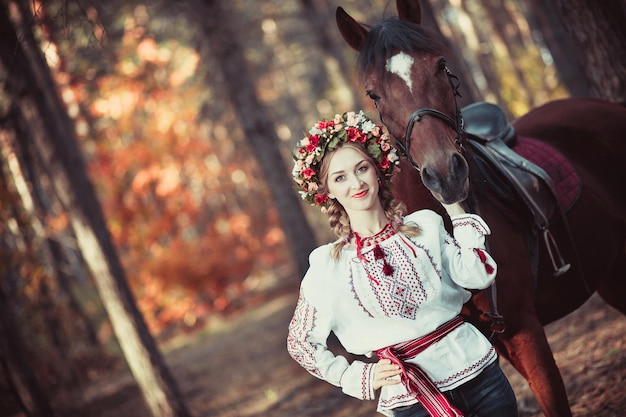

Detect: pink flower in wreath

[305,134,320,152]
[315,194,328,206]
[296,147,307,158]
[301,167,315,180]
[347,127,367,143]
[379,155,390,170]
[317,120,334,130]
[346,111,359,126]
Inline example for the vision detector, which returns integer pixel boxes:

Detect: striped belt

[376,316,465,417]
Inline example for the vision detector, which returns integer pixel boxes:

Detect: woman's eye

[334,175,345,182]
[357,165,368,173]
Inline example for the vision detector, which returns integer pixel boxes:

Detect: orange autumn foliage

[53,19,290,334]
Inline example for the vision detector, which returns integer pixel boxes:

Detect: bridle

[386,66,465,172]
[378,66,506,337]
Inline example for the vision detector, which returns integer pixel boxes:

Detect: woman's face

[325,146,381,214]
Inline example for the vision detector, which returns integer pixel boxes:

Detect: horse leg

[495,315,572,417]
[596,239,626,315]
[482,207,573,417]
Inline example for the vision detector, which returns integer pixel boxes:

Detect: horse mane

[357,17,449,76]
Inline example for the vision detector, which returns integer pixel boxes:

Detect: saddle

[461,102,571,277]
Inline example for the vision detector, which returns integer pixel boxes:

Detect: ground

[52,289,625,417]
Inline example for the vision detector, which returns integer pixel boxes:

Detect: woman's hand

[372,359,403,390]
[441,202,465,217]
[428,188,466,216]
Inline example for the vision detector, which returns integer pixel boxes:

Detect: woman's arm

[287,290,379,400]
[441,201,465,217]
[438,209,498,289]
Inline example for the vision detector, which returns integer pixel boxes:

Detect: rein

[392,67,465,172]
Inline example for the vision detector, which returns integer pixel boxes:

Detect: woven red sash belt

[376,316,465,417]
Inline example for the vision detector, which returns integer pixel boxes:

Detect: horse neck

[392,161,446,216]
[462,147,520,220]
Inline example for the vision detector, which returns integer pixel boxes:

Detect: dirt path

[59,290,625,417]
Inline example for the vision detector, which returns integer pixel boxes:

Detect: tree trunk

[0,2,192,416]
[420,0,481,107]
[0,172,56,417]
[552,0,626,102]
[0,286,56,417]
[480,0,534,105]
[300,0,366,110]
[524,0,590,98]
[6,94,100,348]
[191,0,317,278]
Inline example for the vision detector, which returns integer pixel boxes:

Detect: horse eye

[437,59,446,72]
[366,91,380,102]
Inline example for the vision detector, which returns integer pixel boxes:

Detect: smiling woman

[324,145,381,213]
[286,110,518,417]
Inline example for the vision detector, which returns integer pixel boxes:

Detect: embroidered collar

[353,223,396,249]
[353,223,397,279]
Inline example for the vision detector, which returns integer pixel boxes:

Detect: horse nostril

[451,153,468,179]
[421,167,441,193]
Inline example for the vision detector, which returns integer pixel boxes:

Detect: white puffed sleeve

[286,247,376,401]
[439,213,497,289]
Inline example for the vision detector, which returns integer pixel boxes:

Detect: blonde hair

[317,142,421,260]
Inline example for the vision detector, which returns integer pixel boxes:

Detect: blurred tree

[480,0,534,105]
[419,0,480,106]
[0,170,57,417]
[426,0,572,117]
[428,0,508,109]
[0,284,56,417]
[1,114,100,351]
[551,0,626,103]
[300,0,366,109]
[522,0,590,98]
[190,0,317,278]
[0,1,191,416]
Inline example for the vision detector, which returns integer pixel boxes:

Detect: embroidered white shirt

[287,209,498,416]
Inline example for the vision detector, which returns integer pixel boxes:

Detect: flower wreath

[292,110,400,211]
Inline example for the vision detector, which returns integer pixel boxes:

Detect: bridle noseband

[390,67,465,172]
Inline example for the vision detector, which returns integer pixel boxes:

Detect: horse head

[336,0,469,204]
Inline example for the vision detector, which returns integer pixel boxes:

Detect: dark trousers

[392,361,518,417]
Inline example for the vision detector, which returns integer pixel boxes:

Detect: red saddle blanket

[512,136,581,211]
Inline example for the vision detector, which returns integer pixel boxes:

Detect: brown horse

[336,1,626,416]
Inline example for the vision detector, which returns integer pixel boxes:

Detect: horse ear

[336,6,368,51]
[396,0,422,25]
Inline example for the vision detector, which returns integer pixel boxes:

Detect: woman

[287,111,518,417]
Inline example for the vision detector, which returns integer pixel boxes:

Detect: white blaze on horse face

[386,52,414,93]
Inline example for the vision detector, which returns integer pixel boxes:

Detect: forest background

[1,0,624,416]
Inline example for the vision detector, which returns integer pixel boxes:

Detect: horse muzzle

[420,152,470,204]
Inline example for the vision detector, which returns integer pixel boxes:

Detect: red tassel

[382,261,394,276]
[474,249,494,274]
[373,245,384,259]
[474,248,487,262]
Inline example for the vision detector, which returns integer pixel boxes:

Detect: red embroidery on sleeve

[474,248,494,274]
